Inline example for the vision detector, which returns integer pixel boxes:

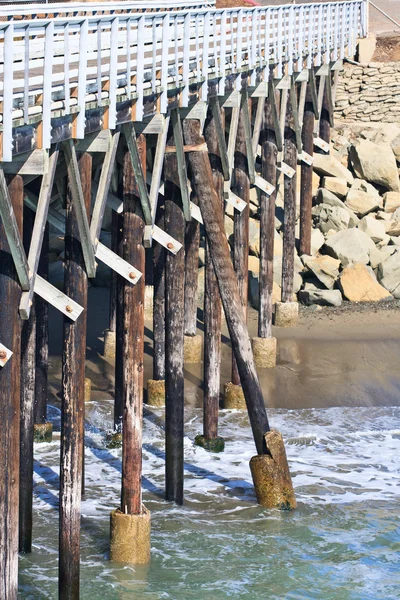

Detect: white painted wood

[0,167,30,290]
[95,241,142,285]
[0,342,13,368]
[254,174,275,197]
[189,201,202,224]
[34,274,84,321]
[2,23,14,161]
[19,148,58,319]
[224,182,246,213]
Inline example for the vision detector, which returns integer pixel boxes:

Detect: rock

[369,245,397,269]
[383,191,400,213]
[349,140,400,191]
[273,255,303,293]
[312,172,321,197]
[249,218,260,256]
[225,215,234,240]
[358,215,387,242]
[377,249,400,297]
[302,254,341,289]
[248,255,260,273]
[345,189,381,217]
[324,229,375,267]
[312,203,350,233]
[386,212,400,236]
[322,176,348,198]
[198,247,205,267]
[298,289,343,307]
[248,274,284,310]
[316,188,359,226]
[390,133,400,162]
[339,264,393,302]
[313,153,354,185]
[310,229,325,255]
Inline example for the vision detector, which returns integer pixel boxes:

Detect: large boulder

[386,208,400,236]
[383,192,400,213]
[345,189,381,217]
[313,153,354,185]
[339,264,393,302]
[316,189,359,226]
[369,245,397,269]
[312,203,350,233]
[377,248,400,295]
[324,229,375,267]
[310,229,325,255]
[358,215,387,243]
[349,140,400,192]
[298,288,343,307]
[322,176,348,198]
[302,254,341,289]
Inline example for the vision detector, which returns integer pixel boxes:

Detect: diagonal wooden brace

[171,108,191,221]
[122,122,152,225]
[34,275,84,321]
[210,96,230,182]
[62,140,97,278]
[19,148,59,319]
[0,168,30,290]
[241,89,256,185]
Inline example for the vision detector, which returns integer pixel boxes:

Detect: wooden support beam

[164,122,185,504]
[1,150,49,176]
[203,102,224,442]
[171,108,191,222]
[153,194,166,383]
[252,97,265,159]
[120,147,146,515]
[268,79,283,152]
[241,90,256,185]
[62,140,97,278]
[231,106,250,388]
[299,84,315,257]
[144,115,169,246]
[19,206,36,554]
[75,130,112,154]
[0,169,30,290]
[89,132,120,249]
[122,123,152,225]
[59,152,91,600]
[281,91,297,304]
[183,118,270,455]
[19,148,59,319]
[0,174,23,600]
[34,226,50,430]
[210,97,230,181]
[184,191,200,337]
[258,93,278,339]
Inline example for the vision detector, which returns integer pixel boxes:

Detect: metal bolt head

[167,242,174,250]
[65,305,73,314]
[0,350,7,360]
[129,272,136,280]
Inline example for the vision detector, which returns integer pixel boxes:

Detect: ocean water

[19,400,400,600]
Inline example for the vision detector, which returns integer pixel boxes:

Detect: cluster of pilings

[0,69,334,598]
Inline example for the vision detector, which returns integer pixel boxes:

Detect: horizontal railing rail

[0,0,368,161]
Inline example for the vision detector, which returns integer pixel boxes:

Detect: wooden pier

[0,0,367,598]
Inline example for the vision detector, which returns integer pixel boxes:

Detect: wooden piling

[120,143,145,515]
[147,193,166,407]
[19,206,36,554]
[281,94,297,304]
[195,103,224,451]
[34,225,52,442]
[0,174,23,600]
[231,109,250,387]
[59,152,91,600]
[183,191,201,363]
[299,86,315,257]
[259,95,278,339]
[113,210,124,435]
[320,79,331,146]
[182,118,270,455]
[164,120,185,504]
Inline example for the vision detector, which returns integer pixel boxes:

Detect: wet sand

[47,288,400,415]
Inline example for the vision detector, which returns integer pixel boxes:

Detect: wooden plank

[95,242,142,285]
[1,150,48,176]
[241,90,256,185]
[171,108,191,221]
[268,80,283,152]
[76,130,111,153]
[19,148,59,319]
[122,123,152,225]
[0,168,30,290]
[89,131,120,248]
[34,275,84,322]
[252,97,265,158]
[210,97,230,182]
[62,140,96,277]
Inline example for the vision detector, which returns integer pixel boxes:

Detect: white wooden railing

[0,0,368,161]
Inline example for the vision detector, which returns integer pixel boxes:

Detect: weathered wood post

[34,225,52,442]
[183,117,296,510]
[164,115,185,505]
[224,108,250,409]
[19,206,36,553]
[252,94,278,368]
[320,76,331,147]
[147,196,166,407]
[194,102,225,452]
[59,151,91,600]
[299,85,315,257]
[103,210,119,359]
[183,192,202,363]
[0,174,23,600]
[112,208,124,442]
[274,92,299,328]
[110,139,151,565]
